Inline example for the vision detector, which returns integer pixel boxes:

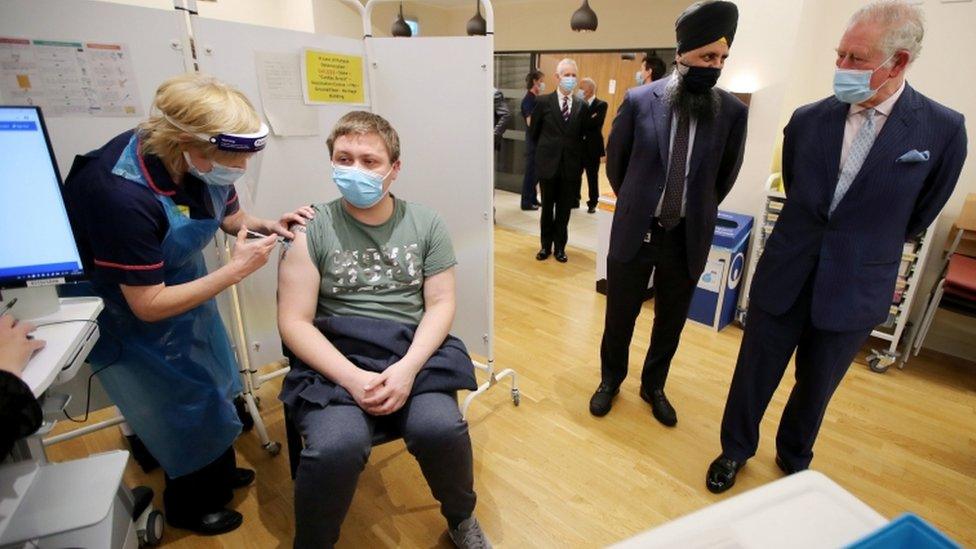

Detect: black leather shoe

[706,455,745,494]
[520,205,539,211]
[640,386,677,427]
[230,467,256,489]
[587,206,596,214]
[168,509,243,535]
[554,250,568,263]
[536,249,551,260]
[589,382,620,417]
[775,455,803,476]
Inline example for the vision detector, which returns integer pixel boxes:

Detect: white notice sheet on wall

[254,51,319,137]
[0,37,142,117]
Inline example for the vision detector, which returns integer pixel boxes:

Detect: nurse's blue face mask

[833,53,895,104]
[183,151,245,187]
[332,163,393,209]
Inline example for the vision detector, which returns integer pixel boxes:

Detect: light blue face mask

[833,54,894,104]
[559,76,577,93]
[538,82,546,93]
[183,151,245,187]
[332,163,392,209]
[635,71,644,86]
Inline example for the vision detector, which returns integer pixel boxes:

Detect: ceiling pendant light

[391,2,412,37]
[571,0,598,32]
[466,0,487,36]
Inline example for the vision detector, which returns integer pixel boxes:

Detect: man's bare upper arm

[277,231,321,325]
[423,267,456,309]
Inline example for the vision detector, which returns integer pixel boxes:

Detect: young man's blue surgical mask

[332,163,394,209]
[183,151,245,187]
[559,76,577,93]
[833,54,895,104]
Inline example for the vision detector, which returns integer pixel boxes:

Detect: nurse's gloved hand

[230,225,278,279]
[271,205,316,239]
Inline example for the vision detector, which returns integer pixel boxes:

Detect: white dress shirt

[558,89,574,114]
[839,80,905,169]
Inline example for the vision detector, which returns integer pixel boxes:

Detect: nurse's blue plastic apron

[70,135,243,478]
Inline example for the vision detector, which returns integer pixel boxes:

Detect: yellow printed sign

[302,49,365,105]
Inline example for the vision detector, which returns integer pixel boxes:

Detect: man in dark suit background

[590,1,748,425]
[580,77,608,214]
[707,0,967,494]
[529,58,590,263]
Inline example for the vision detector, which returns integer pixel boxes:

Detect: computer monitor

[0,106,85,319]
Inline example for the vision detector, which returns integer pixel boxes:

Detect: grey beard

[665,67,720,122]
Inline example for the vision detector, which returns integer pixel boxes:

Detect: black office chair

[281,345,402,479]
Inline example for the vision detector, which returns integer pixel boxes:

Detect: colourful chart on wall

[301,48,366,105]
[0,36,142,117]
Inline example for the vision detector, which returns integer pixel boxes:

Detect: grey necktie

[830,108,877,216]
[660,114,690,230]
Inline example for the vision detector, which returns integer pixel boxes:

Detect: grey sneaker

[448,517,492,549]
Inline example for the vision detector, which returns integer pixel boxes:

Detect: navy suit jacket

[606,79,748,277]
[750,84,968,332]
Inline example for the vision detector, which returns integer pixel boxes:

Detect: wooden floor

[47,227,976,548]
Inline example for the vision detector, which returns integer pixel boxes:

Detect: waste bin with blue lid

[688,210,753,331]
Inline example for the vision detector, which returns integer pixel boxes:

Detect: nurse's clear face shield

[166,114,268,200]
[165,113,269,154]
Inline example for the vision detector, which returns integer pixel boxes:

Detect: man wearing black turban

[590,1,748,428]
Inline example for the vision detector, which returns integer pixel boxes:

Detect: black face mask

[680,63,721,94]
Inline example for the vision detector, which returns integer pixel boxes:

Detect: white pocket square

[897,149,930,163]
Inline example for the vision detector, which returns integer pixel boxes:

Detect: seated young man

[277,111,490,549]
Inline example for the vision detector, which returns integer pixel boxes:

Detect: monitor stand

[3,286,60,320]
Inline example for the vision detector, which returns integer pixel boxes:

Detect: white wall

[716,0,808,217]
[97,0,316,31]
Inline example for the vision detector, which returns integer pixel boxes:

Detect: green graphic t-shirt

[304,197,457,326]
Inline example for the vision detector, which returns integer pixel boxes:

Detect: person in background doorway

[493,88,512,151]
[638,51,668,86]
[580,77,609,214]
[591,1,748,426]
[707,0,967,494]
[520,69,545,210]
[529,58,590,263]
